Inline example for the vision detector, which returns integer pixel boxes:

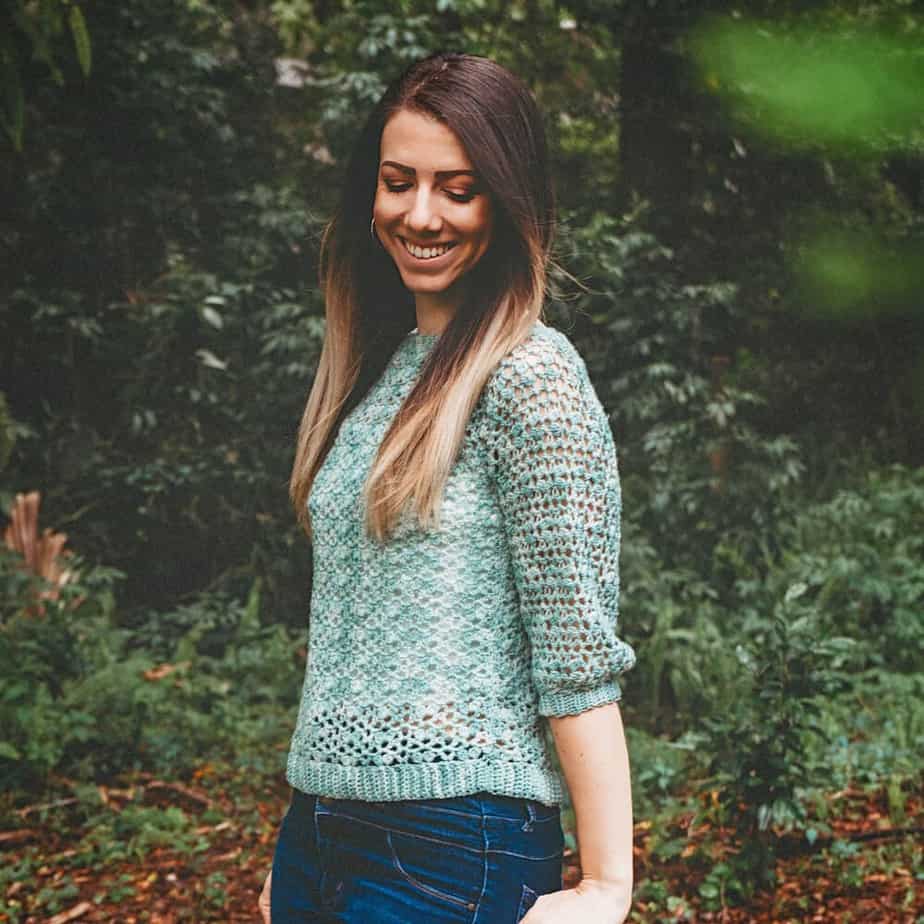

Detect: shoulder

[479,320,608,443]
[491,319,586,382]
[483,320,588,404]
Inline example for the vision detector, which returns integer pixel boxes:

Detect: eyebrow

[380,160,477,180]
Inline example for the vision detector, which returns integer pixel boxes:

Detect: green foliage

[814,670,924,790]
[614,520,736,731]
[80,802,207,862]
[2,0,320,616]
[1,0,323,799]
[557,211,805,574]
[50,256,322,613]
[691,18,924,154]
[625,726,691,822]
[793,225,924,319]
[0,547,125,786]
[0,546,303,794]
[694,600,857,901]
[1,0,93,149]
[686,7,924,444]
[600,461,923,903]
[764,463,924,675]
[679,462,922,899]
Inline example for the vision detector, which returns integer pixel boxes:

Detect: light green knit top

[284,320,637,806]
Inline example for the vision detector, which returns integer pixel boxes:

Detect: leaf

[143,662,187,681]
[757,802,772,831]
[201,305,223,329]
[68,6,92,77]
[46,901,94,924]
[0,741,22,759]
[195,349,228,370]
[784,581,807,603]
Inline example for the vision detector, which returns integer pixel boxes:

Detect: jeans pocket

[516,883,539,922]
[386,828,482,912]
[525,800,561,824]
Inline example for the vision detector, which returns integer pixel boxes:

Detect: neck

[413,286,464,336]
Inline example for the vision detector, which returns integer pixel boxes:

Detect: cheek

[471,207,494,252]
[475,202,494,244]
[458,204,493,247]
[372,190,398,225]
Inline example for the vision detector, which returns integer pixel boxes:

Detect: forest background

[1,0,922,921]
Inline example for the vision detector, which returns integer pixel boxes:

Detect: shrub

[0,543,303,794]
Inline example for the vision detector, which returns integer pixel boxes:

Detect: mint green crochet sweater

[284,320,637,806]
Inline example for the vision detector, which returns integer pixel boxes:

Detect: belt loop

[521,800,536,832]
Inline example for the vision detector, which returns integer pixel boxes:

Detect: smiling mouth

[398,237,458,261]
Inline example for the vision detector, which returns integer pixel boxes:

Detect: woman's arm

[522,701,633,924]
[485,337,637,922]
[550,702,633,900]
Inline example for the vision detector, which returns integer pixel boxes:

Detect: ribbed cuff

[537,680,623,717]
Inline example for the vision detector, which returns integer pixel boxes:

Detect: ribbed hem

[285,755,564,807]
[538,680,622,717]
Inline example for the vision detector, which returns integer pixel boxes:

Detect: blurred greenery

[691,19,924,153]
[1,0,922,913]
[794,227,924,319]
[690,11,924,368]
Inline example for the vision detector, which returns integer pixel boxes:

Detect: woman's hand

[258,869,272,924]
[520,878,631,924]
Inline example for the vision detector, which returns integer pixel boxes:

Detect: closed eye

[382,180,477,203]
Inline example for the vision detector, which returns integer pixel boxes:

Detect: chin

[402,274,459,294]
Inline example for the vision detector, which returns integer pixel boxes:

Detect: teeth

[402,239,453,260]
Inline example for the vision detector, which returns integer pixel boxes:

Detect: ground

[2,762,921,923]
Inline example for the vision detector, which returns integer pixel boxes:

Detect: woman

[260,51,637,924]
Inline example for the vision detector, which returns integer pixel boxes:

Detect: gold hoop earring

[370,217,376,239]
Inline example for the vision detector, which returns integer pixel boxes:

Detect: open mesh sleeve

[485,338,637,717]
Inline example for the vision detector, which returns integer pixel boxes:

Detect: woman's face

[373,108,494,303]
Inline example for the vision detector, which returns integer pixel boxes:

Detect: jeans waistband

[301,788,559,827]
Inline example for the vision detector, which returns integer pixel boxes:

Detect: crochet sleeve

[484,335,637,717]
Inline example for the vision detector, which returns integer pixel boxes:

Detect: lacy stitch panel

[480,328,638,716]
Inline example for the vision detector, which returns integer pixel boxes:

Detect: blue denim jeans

[270,788,564,923]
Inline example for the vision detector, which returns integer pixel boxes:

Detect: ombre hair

[289,52,556,543]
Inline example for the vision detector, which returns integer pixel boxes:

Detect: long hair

[290,52,556,543]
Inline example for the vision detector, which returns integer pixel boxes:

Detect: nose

[406,187,442,234]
